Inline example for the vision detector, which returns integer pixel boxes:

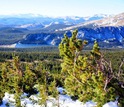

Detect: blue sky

[0,0,124,17]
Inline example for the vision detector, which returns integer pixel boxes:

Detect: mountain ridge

[57,12,124,31]
[0,13,108,28]
[0,13,124,48]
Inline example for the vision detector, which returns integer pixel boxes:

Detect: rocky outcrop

[20,26,124,48]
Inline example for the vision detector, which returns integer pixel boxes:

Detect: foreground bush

[0,56,59,107]
[59,29,124,107]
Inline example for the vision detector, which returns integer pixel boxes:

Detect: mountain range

[0,13,124,48]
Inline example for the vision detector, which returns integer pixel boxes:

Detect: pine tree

[35,63,59,107]
[12,56,23,107]
[22,64,37,96]
[48,78,59,107]
[0,63,7,105]
[0,56,23,106]
[59,30,118,107]
[0,63,10,105]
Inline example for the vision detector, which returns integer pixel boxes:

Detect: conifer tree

[48,78,59,107]
[22,64,37,96]
[0,63,11,104]
[35,63,59,107]
[0,63,7,105]
[38,68,48,107]
[12,56,23,107]
[59,29,119,107]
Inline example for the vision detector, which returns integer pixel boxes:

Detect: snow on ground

[103,101,118,107]
[0,44,16,48]
[0,87,118,107]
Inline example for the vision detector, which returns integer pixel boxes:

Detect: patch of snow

[2,92,15,107]
[0,44,17,48]
[83,17,90,21]
[44,22,53,28]
[117,46,123,48]
[51,39,56,45]
[103,101,118,107]
[70,16,80,20]
[83,101,97,107]
[35,36,41,40]
[104,40,109,43]
[57,87,66,94]
[54,22,59,24]
[0,89,118,107]
[18,24,33,28]
[108,38,116,41]
[44,35,51,41]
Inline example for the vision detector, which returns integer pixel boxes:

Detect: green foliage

[22,64,37,95]
[0,63,10,105]
[0,68,5,105]
[12,56,23,107]
[0,32,124,107]
[35,63,59,106]
[59,29,124,107]
[0,55,60,106]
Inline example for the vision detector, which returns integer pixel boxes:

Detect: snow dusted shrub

[59,29,124,107]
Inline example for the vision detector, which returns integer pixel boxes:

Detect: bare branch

[118,58,124,78]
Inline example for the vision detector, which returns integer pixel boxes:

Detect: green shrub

[59,29,124,107]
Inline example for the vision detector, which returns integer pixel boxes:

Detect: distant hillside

[0,27,28,45]
[0,14,107,29]
[57,12,124,31]
[86,12,124,27]
[18,26,124,48]
[0,13,124,48]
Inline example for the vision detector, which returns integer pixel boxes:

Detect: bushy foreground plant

[34,63,59,107]
[59,29,124,107]
[0,56,59,107]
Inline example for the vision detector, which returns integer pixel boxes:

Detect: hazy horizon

[0,0,124,17]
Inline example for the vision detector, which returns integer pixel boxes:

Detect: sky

[0,0,124,17]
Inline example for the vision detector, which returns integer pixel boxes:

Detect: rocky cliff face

[21,32,62,46]
[20,26,124,48]
[78,26,124,48]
